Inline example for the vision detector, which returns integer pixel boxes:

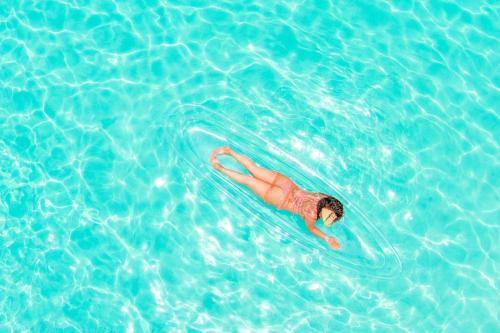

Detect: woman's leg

[216,165,284,207]
[211,146,278,184]
[227,148,279,184]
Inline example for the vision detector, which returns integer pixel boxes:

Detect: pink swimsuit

[270,173,328,222]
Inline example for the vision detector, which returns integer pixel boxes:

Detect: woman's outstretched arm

[306,219,341,249]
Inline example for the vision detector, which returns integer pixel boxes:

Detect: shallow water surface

[0,0,498,332]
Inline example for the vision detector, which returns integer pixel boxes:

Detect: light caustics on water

[167,104,402,278]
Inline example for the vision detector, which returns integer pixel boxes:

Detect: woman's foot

[212,146,232,156]
[210,146,229,169]
[210,146,232,170]
[210,154,223,170]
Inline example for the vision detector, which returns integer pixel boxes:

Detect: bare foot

[210,146,232,170]
[212,146,232,156]
[210,154,223,170]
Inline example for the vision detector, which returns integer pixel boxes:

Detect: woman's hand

[325,236,341,250]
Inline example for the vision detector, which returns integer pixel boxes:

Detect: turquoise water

[0,0,498,331]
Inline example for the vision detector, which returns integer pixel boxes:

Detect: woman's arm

[306,219,341,249]
[306,220,328,241]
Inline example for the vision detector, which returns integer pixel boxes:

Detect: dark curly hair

[316,195,344,222]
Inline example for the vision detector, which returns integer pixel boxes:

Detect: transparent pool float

[167,104,402,278]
